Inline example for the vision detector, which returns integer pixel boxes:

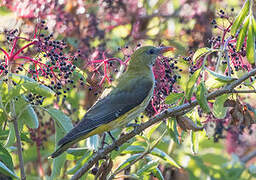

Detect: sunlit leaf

[213,94,230,119]
[165,93,183,104]
[0,161,18,179]
[122,145,145,154]
[246,15,255,64]
[230,0,250,36]
[193,48,217,63]
[196,82,210,113]
[137,160,159,176]
[185,68,201,100]
[205,68,237,82]
[115,154,141,172]
[190,131,198,154]
[236,15,249,51]
[151,148,180,168]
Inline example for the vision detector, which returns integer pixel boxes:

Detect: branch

[71,68,256,180]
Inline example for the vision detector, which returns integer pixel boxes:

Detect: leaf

[152,167,164,180]
[73,67,87,81]
[190,131,198,154]
[185,68,201,100]
[137,160,159,176]
[0,143,14,171]
[151,148,180,168]
[253,16,256,33]
[236,15,250,51]
[213,94,230,119]
[122,145,145,154]
[196,82,210,113]
[230,0,250,36]
[15,96,38,129]
[205,68,237,82]
[4,124,15,147]
[165,93,183,104]
[246,15,255,64]
[115,154,141,172]
[166,118,180,144]
[0,161,18,179]
[86,135,100,151]
[67,150,93,174]
[46,108,73,133]
[146,122,161,139]
[10,74,54,97]
[193,48,217,63]
[51,122,67,179]
[67,147,90,157]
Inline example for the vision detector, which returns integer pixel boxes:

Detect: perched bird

[50,46,174,158]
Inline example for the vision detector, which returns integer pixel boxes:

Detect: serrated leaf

[185,68,201,100]
[0,143,14,171]
[230,0,250,36]
[246,15,255,64]
[213,94,230,119]
[46,108,73,133]
[165,93,183,104]
[137,160,159,176]
[206,68,237,82]
[196,82,210,113]
[0,161,18,179]
[151,148,180,168]
[193,48,217,63]
[236,15,250,51]
[115,154,141,172]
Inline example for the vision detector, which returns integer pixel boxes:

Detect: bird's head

[129,46,174,69]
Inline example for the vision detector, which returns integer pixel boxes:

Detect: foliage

[0,0,256,180]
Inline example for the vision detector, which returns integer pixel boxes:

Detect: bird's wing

[57,77,153,146]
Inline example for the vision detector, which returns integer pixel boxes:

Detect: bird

[50,46,174,158]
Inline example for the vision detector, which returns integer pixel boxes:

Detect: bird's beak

[157,46,175,54]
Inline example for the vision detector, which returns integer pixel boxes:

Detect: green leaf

[115,154,141,172]
[196,82,210,113]
[165,93,183,104]
[166,118,180,144]
[236,15,250,51]
[86,134,99,151]
[213,94,229,119]
[246,15,255,64]
[230,0,250,36]
[193,48,217,63]
[152,167,164,180]
[122,145,145,154]
[190,131,198,154]
[51,122,67,179]
[10,74,55,97]
[73,67,87,81]
[253,16,256,33]
[67,147,90,157]
[46,108,73,133]
[205,68,237,82]
[185,68,201,100]
[20,104,39,129]
[0,161,18,179]
[0,143,14,171]
[67,150,93,174]
[137,160,159,176]
[146,122,161,139]
[151,148,180,168]
[4,124,15,147]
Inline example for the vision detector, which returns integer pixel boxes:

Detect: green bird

[50,46,174,158]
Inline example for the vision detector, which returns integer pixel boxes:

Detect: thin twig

[71,68,256,180]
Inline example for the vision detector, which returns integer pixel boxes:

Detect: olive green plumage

[50,46,173,158]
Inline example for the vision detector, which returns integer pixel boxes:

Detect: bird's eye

[149,49,154,54]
